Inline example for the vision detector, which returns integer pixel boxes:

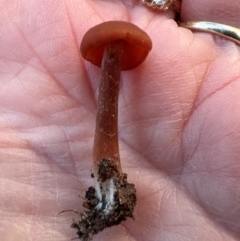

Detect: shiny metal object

[142,0,181,12]
[179,21,240,46]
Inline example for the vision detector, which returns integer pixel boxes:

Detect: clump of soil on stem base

[71,159,137,241]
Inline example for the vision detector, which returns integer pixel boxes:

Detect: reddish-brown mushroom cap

[80,21,152,70]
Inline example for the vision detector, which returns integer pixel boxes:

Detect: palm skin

[0,0,240,241]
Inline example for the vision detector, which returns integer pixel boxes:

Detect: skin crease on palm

[1,0,240,240]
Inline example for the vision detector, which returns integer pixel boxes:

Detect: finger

[181,0,240,28]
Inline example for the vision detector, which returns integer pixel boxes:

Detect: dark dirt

[71,158,137,241]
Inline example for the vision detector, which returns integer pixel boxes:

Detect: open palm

[1,1,240,240]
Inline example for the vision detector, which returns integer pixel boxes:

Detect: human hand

[0,0,240,240]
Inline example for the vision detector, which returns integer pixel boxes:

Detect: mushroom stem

[93,41,123,175]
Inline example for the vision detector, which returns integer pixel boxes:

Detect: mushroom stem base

[71,158,137,241]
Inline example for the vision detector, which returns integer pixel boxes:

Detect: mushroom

[72,21,152,241]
